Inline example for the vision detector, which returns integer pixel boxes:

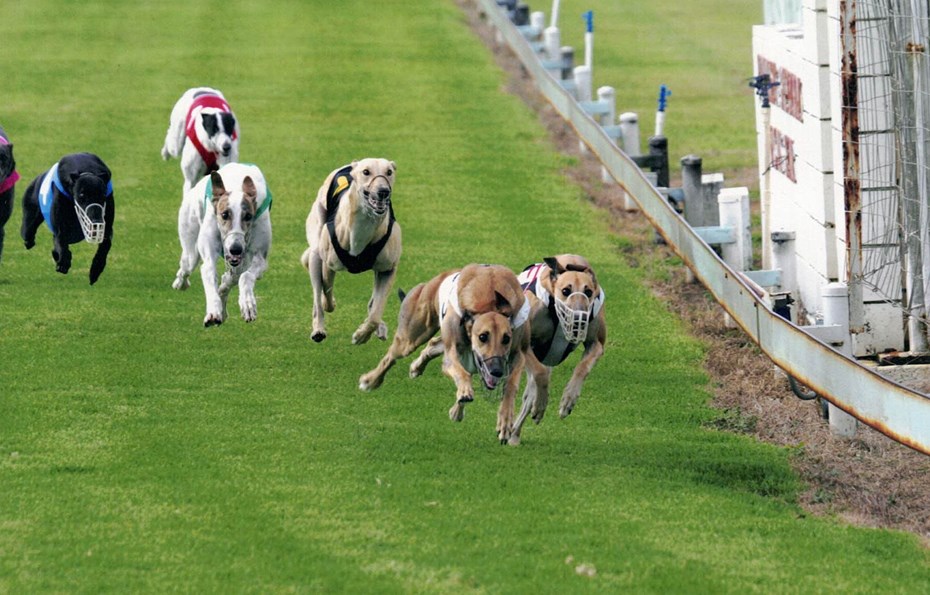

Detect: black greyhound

[0,125,19,265]
[21,152,115,284]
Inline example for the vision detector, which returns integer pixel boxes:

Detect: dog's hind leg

[20,179,43,250]
[409,336,444,378]
[0,192,12,264]
[352,268,396,345]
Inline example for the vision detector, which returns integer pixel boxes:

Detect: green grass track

[0,0,927,592]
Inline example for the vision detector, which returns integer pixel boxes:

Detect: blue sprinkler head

[584,10,593,33]
[657,85,671,112]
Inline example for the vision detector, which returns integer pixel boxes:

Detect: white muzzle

[74,202,105,244]
[554,293,592,343]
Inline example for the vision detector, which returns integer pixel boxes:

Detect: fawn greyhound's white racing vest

[438,270,531,373]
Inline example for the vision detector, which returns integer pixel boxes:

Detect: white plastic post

[619,112,641,211]
[550,0,561,27]
[822,283,858,438]
[573,65,592,102]
[619,112,641,156]
[718,187,752,272]
[544,26,561,62]
[530,10,546,33]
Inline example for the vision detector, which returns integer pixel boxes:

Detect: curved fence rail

[474,0,930,455]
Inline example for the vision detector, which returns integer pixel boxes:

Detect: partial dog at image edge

[0,124,20,265]
[300,158,400,344]
[20,152,114,285]
[173,162,272,327]
[510,254,606,442]
[160,86,240,190]
[358,263,548,445]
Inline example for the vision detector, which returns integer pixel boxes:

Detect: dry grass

[464,1,930,543]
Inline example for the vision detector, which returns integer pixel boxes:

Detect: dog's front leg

[200,254,225,327]
[353,268,396,345]
[88,237,111,285]
[52,234,71,275]
[498,353,524,445]
[237,253,268,322]
[559,338,605,418]
[443,344,475,423]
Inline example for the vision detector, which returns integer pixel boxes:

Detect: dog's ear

[201,113,219,135]
[494,291,514,317]
[390,160,397,172]
[461,310,475,334]
[241,176,257,201]
[543,256,562,281]
[210,172,226,202]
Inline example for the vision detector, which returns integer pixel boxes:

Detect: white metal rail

[475,0,930,455]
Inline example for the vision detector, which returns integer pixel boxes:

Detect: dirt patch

[462,1,930,542]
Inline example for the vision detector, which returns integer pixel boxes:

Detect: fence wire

[854,0,930,347]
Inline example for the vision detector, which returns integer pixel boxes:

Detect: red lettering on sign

[757,55,804,122]
[768,126,797,183]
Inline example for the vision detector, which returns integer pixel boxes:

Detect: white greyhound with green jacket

[172,162,272,327]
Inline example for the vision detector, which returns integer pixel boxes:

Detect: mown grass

[0,0,928,592]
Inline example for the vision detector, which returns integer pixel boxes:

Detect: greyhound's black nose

[377,188,391,200]
[229,243,244,256]
[222,143,231,155]
[489,363,505,378]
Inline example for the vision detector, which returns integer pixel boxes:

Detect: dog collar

[0,170,18,194]
[0,137,17,194]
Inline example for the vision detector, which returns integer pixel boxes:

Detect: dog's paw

[498,427,513,445]
[311,330,327,343]
[448,403,465,422]
[160,146,170,161]
[172,276,190,291]
[507,433,521,446]
[559,390,580,419]
[532,408,547,424]
[351,325,373,345]
[204,313,224,327]
[409,361,423,379]
[322,293,335,312]
[376,322,388,341]
[23,239,35,250]
[240,297,257,322]
[55,262,70,275]
[358,372,382,392]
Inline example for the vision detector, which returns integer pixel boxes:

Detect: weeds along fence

[473,0,930,455]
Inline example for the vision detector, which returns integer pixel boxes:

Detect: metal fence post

[681,155,704,226]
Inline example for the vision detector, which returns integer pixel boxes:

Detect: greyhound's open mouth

[225,254,243,268]
[475,354,506,391]
[364,191,391,216]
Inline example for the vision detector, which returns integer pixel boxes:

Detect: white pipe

[550,0,560,28]
[822,283,858,437]
[584,31,593,70]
